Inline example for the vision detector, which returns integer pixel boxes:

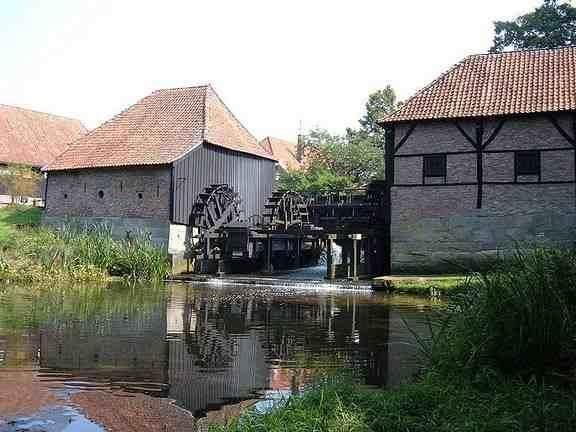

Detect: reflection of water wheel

[263,190,310,231]
[190,184,241,258]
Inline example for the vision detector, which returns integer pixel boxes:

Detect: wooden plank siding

[171,142,276,225]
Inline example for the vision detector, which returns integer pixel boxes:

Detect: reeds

[1,224,169,281]
[427,246,576,379]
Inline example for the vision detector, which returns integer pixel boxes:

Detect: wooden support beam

[393,123,417,153]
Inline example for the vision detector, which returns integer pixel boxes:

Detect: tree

[279,86,398,192]
[491,0,576,53]
[0,164,41,203]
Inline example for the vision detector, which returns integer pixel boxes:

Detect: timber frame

[383,111,576,209]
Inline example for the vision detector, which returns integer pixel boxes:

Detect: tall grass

[2,224,169,281]
[426,246,576,379]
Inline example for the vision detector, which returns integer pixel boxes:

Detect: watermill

[190,184,242,272]
[262,190,311,231]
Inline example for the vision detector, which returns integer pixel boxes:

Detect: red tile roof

[381,46,576,124]
[47,85,275,171]
[0,105,86,168]
[259,137,301,170]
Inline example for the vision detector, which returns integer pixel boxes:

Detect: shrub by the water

[0,222,169,281]
[428,247,576,379]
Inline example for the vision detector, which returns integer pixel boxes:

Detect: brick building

[43,85,277,264]
[259,136,302,172]
[0,105,86,205]
[380,47,576,272]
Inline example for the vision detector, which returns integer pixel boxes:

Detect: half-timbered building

[43,85,277,267]
[380,47,576,272]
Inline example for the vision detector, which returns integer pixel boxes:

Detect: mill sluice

[189,181,387,279]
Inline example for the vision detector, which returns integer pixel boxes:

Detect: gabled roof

[46,85,275,171]
[381,46,576,124]
[259,136,301,171]
[0,105,86,168]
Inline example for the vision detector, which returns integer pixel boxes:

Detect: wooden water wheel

[263,190,310,231]
[190,184,242,258]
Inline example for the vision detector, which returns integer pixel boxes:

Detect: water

[0,280,436,431]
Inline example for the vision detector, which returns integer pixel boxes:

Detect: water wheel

[190,184,242,259]
[263,190,310,231]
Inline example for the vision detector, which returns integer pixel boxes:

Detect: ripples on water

[0,277,435,431]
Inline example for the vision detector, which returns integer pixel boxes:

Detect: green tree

[279,86,397,192]
[491,0,576,53]
[0,164,41,203]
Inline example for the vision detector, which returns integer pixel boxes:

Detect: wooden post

[349,234,361,281]
[325,234,336,280]
[266,235,272,273]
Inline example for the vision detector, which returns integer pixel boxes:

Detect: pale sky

[1,0,544,142]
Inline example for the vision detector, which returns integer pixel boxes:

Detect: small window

[98,190,104,199]
[423,154,447,178]
[83,183,87,193]
[516,151,540,177]
[138,192,143,200]
[63,193,68,199]
[120,181,123,192]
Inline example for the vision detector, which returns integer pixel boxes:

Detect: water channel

[0,276,436,431]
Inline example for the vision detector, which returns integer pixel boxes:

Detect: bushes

[211,374,576,432]
[0,224,169,281]
[428,247,576,378]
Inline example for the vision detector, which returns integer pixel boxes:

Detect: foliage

[491,0,576,52]
[278,87,397,192]
[0,206,169,281]
[348,85,397,149]
[211,373,576,432]
[0,164,42,203]
[426,247,576,379]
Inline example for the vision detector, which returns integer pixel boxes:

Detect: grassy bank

[212,374,576,432]
[214,247,576,431]
[0,206,169,282]
[373,275,464,295]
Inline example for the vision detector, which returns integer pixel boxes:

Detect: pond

[0,280,436,431]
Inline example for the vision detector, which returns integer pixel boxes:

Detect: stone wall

[391,113,576,272]
[44,166,171,220]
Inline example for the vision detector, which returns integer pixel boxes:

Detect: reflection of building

[40,304,167,385]
[3,283,430,418]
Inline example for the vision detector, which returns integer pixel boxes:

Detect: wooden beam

[482,119,506,149]
[454,122,478,149]
[549,115,576,146]
[475,119,484,209]
[393,123,417,154]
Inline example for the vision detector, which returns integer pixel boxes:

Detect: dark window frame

[422,154,447,183]
[515,150,541,181]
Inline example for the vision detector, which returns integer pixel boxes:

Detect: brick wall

[44,166,172,220]
[391,113,576,272]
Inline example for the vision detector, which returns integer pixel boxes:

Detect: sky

[0,0,544,142]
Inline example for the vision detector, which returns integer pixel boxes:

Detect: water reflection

[0,282,433,426]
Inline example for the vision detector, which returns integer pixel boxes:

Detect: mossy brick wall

[44,167,171,220]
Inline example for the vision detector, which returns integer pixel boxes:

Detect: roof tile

[47,85,274,171]
[0,105,86,167]
[382,47,576,123]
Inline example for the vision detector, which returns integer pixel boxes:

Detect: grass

[214,247,576,431]
[211,374,576,432]
[373,275,464,295]
[0,205,169,281]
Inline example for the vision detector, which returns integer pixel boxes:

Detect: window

[63,193,68,199]
[98,190,104,199]
[423,154,447,178]
[138,192,143,200]
[515,151,540,177]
